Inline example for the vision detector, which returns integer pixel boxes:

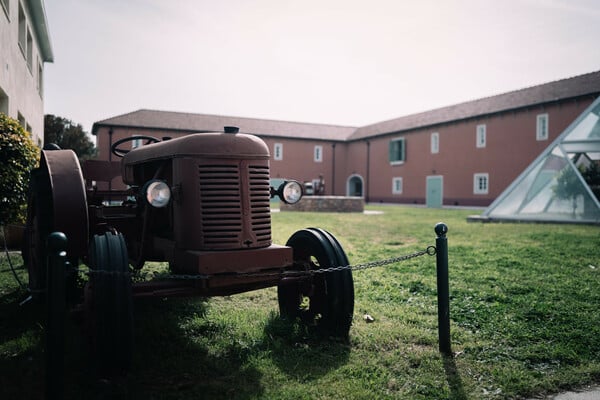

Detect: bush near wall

[0,113,39,226]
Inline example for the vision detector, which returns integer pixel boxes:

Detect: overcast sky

[44,0,600,135]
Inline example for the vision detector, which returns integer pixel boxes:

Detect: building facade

[92,71,600,207]
[0,0,53,145]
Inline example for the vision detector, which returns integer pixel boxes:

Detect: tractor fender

[40,149,89,260]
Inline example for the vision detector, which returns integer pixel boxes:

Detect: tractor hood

[122,132,270,166]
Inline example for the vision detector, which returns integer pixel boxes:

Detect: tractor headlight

[278,180,303,204]
[143,180,171,208]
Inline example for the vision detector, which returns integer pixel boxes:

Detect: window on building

[37,60,43,97]
[476,124,486,148]
[0,86,8,114]
[431,132,439,154]
[314,145,323,162]
[389,137,406,164]
[474,173,489,194]
[18,3,26,57]
[536,113,549,141]
[26,28,33,71]
[1,0,9,19]
[274,143,283,160]
[392,177,403,194]
[17,112,26,128]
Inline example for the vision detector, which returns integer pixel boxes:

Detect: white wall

[0,0,48,146]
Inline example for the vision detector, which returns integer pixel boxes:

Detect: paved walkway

[529,386,600,399]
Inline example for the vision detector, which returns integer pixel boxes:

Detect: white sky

[44,0,600,135]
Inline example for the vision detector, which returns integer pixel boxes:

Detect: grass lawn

[1,204,599,399]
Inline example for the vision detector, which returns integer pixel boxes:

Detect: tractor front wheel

[278,228,354,338]
[85,231,133,376]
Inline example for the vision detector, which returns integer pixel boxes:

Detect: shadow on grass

[1,292,266,400]
[0,288,46,399]
[262,313,351,380]
[86,296,265,400]
[1,289,351,399]
[443,354,467,400]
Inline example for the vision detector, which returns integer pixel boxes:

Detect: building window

[17,112,26,128]
[0,86,8,114]
[1,0,9,20]
[389,137,406,164]
[476,124,486,148]
[474,173,489,194]
[314,145,323,162]
[274,143,283,160]
[18,3,26,57]
[536,113,549,141]
[37,60,43,97]
[392,177,403,194]
[26,28,33,71]
[431,132,439,154]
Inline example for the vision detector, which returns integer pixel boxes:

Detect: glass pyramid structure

[480,96,600,224]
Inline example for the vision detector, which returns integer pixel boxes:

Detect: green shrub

[0,113,39,225]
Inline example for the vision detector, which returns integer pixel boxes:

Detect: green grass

[1,205,599,399]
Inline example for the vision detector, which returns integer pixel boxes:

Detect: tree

[0,113,39,225]
[44,114,96,160]
[580,162,600,201]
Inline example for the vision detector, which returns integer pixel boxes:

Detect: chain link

[80,246,436,281]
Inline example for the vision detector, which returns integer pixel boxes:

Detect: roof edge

[27,0,53,62]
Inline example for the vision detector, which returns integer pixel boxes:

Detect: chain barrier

[80,245,436,281]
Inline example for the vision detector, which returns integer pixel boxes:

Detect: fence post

[46,232,68,400]
[435,222,451,356]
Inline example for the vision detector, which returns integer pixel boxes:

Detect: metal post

[435,222,451,355]
[46,232,68,400]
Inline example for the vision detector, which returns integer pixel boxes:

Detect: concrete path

[529,386,600,400]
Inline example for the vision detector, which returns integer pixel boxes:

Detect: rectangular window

[474,173,489,194]
[18,3,26,57]
[431,132,439,154]
[37,60,43,97]
[274,143,283,160]
[476,124,486,148]
[389,137,406,164]
[26,28,33,71]
[314,145,323,162]
[17,112,26,128]
[392,177,403,194]
[1,0,9,20]
[0,86,8,114]
[536,113,549,141]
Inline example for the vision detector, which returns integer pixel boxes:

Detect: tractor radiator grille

[198,163,272,250]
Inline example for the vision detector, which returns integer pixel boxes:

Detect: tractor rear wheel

[85,231,133,376]
[278,228,354,338]
[23,168,53,299]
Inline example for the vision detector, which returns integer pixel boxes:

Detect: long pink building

[92,71,600,207]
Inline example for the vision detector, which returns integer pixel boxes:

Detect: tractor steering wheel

[111,135,161,158]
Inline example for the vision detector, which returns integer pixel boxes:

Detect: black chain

[82,246,436,281]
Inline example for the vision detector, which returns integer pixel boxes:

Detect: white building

[0,0,53,145]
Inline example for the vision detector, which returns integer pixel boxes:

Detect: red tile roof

[350,70,600,140]
[92,109,356,141]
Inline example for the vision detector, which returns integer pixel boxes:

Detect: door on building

[347,175,364,197]
[426,176,443,208]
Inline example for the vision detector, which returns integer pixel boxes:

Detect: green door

[426,176,443,208]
